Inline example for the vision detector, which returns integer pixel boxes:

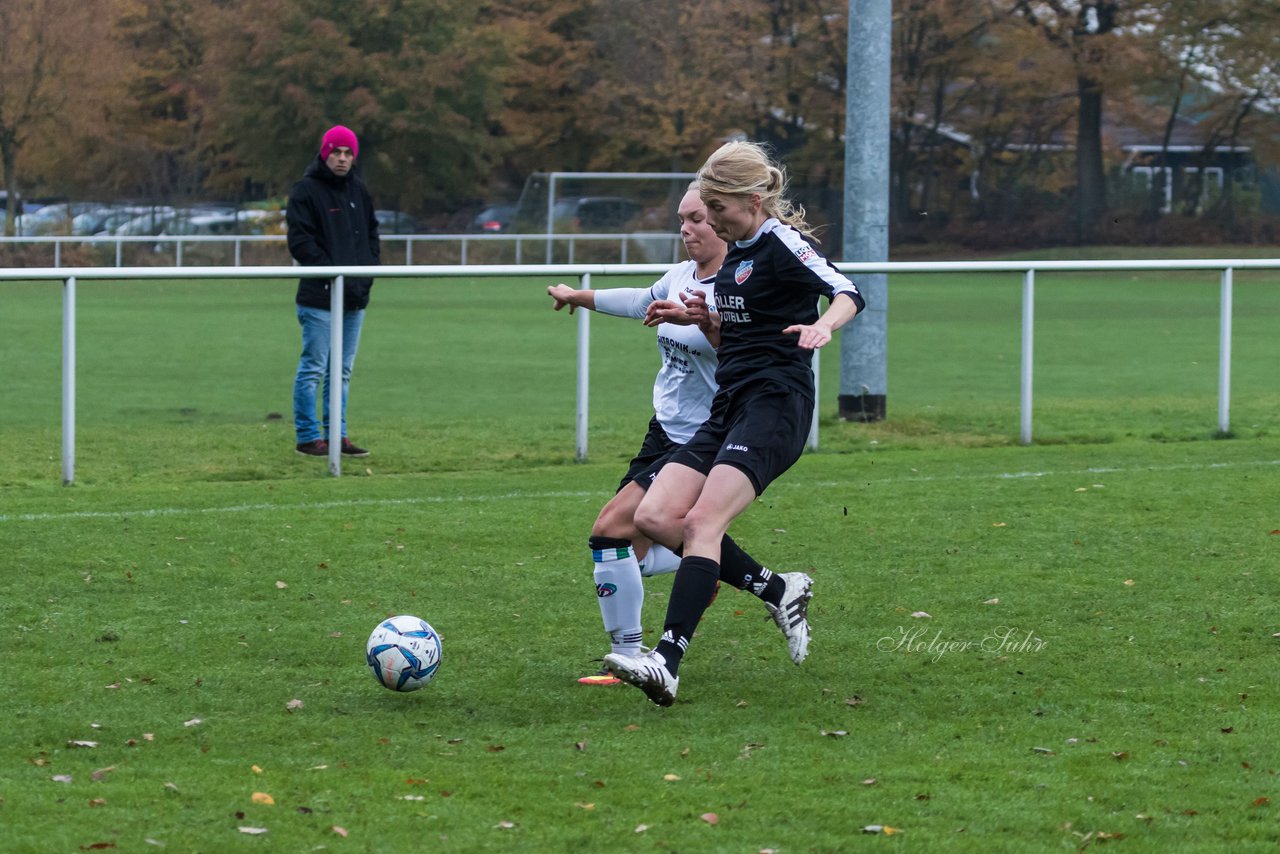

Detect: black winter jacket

[286,157,381,311]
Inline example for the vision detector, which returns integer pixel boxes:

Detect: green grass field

[1,258,1278,851]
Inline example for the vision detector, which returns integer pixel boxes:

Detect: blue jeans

[293,304,365,443]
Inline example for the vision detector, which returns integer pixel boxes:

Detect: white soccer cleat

[766,572,813,665]
[603,650,679,707]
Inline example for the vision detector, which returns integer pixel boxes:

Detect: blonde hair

[696,140,813,238]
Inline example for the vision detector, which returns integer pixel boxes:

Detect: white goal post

[538,172,698,263]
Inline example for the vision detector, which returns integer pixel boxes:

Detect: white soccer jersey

[591,261,719,443]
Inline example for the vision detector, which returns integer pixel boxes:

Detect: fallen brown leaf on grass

[251,792,274,805]
[91,766,116,781]
[332,826,348,837]
[700,813,719,825]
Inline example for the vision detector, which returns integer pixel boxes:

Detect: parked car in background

[550,196,643,232]
[471,203,516,233]
[161,213,243,238]
[14,202,102,236]
[72,205,157,236]
[374,209,421,234]
[160,209,284,238]
[113,207,179,236]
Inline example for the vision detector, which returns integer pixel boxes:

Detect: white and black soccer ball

[366,615,442,692]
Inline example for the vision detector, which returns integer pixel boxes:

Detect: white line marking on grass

[3,459,1278,525]
[0,491,604,524]
[813,458,1280,488]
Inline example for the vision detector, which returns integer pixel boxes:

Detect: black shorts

[663,380,812,496]
[617,416,681,493]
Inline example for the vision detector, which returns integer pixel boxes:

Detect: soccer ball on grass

[366,615,442,692]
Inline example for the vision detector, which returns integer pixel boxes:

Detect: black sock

[720,535,784,605]
[654,556,720,676]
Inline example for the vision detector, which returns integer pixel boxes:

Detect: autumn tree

[1006,1,1159,241]
[475,0,601,187]
[0,0,123,233]
[198,0,511,212]
[108,0,213,202]
[1150,0,1280,221]
[891,0,993,225]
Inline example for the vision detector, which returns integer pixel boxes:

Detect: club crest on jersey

[734,259,754,285]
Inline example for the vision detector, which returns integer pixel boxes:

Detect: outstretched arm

[782,292,860,350]
[547,283,595,314]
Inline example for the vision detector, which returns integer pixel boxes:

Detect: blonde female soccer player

[605,141,864,706]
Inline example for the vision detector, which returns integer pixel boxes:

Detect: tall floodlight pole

[840,0,890,421]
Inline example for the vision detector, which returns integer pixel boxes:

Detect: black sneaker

[341,438,370,457]
[296,439,328,457]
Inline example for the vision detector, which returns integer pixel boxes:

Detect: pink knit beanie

[320,125,359,161]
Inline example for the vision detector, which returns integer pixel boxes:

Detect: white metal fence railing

[2,258,1276,485]
[0,232,686,267]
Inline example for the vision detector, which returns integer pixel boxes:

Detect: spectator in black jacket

[286,125,381,458]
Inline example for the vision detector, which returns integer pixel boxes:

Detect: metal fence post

[576,274,591,461]
[808,349,820,451]
[1218,267,1233,434]
[62,276,76,485]
[1020,269,1035,445]
[329,275,344,476]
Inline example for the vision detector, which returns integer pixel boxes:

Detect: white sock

[638,543,681,577]
[592,543,644,656]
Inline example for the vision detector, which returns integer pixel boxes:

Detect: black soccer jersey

[711,218,865,398]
